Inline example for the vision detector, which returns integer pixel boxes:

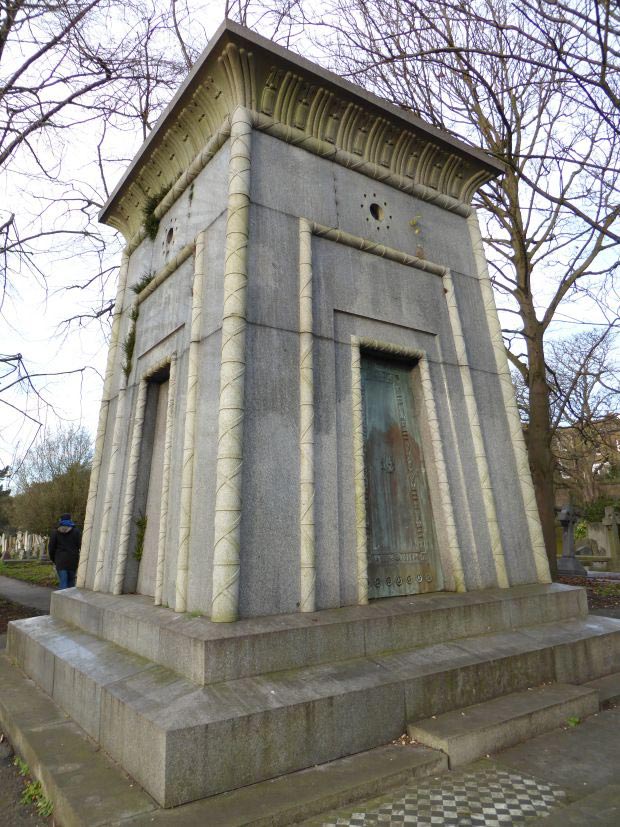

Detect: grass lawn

[0,561,58,588]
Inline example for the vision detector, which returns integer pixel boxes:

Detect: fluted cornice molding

[101,22,502,240]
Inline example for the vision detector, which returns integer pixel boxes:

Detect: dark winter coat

[48,523,82,572]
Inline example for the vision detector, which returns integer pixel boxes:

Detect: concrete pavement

[0,575,54,613]
[304,705,620,826]
[0,575,53,651]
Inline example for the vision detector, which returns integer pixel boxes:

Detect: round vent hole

[370,203,384,221]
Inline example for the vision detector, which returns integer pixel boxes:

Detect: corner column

[442,268,509,589]
[210,107,252,622]
[80,251,129,591]
[467,211,551,583]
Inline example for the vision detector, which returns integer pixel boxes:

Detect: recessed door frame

[113,354,177,600]
[350,336,466,603]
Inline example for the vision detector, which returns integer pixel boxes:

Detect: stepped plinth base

[6,584,620,808]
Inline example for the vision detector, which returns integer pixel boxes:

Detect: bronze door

[361,355,442,597]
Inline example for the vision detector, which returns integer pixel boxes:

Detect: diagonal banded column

[443,269,509,589]
[350,337,369,606]
[211,107,252,622]
[298,219,316,612]
[175,233,207,611]
[77,252,129,588]
[155,353,177,605]
[112,377,148,595]
[467,212,551,584]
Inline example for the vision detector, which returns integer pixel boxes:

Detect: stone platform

[6,584,620,808]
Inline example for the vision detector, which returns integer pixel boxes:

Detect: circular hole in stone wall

[370,203,384,221]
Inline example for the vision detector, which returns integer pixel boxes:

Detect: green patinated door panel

[361,355,443,598]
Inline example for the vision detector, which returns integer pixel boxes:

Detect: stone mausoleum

[7,20,620,810]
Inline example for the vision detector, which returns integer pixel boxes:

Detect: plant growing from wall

[122,305,140,380]
[142,184,171,241]
[132,270,155,295]
[134,512,147,562]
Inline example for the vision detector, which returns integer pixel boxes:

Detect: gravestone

[6,20,620,810]
[557,504,587,576]
[602,506,620,571]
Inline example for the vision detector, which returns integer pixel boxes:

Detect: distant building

[553,414,620,507]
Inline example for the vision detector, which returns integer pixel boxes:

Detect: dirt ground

[0,600,45,634]
[0,737,54,827]
[558,576,620,611]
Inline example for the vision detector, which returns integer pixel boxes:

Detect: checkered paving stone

[321,767,566,826]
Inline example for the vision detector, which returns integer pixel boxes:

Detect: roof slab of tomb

[100,19,503,241]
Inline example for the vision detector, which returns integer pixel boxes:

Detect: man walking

[48,513,82,589]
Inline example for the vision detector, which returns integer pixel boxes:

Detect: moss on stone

[134,512,147,562]
[132,270,156,295]
[122,305,140,380]
[142,184,172,241]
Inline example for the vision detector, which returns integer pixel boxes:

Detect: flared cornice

[101,20,503,239]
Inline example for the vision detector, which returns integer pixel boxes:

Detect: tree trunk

[526,322,558,578]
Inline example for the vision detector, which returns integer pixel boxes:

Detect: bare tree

[547,330,620,503]
[1,1,212,466]
[9,424,93,532]
[0,1,206,303]
[12,423,92,493]
[235,0,619,574]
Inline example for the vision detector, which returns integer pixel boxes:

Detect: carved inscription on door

[361,355,443,597]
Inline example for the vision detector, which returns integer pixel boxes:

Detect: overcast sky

[0,2,226,477]
[1,2,617,481]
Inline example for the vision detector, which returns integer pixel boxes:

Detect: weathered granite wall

[80,23,550,619]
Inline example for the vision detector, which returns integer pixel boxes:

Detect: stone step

[49,582,587,685]
[585,670,620,707]
[0,652,447,827]
[408,683,599,767]
[7,611,620,808]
